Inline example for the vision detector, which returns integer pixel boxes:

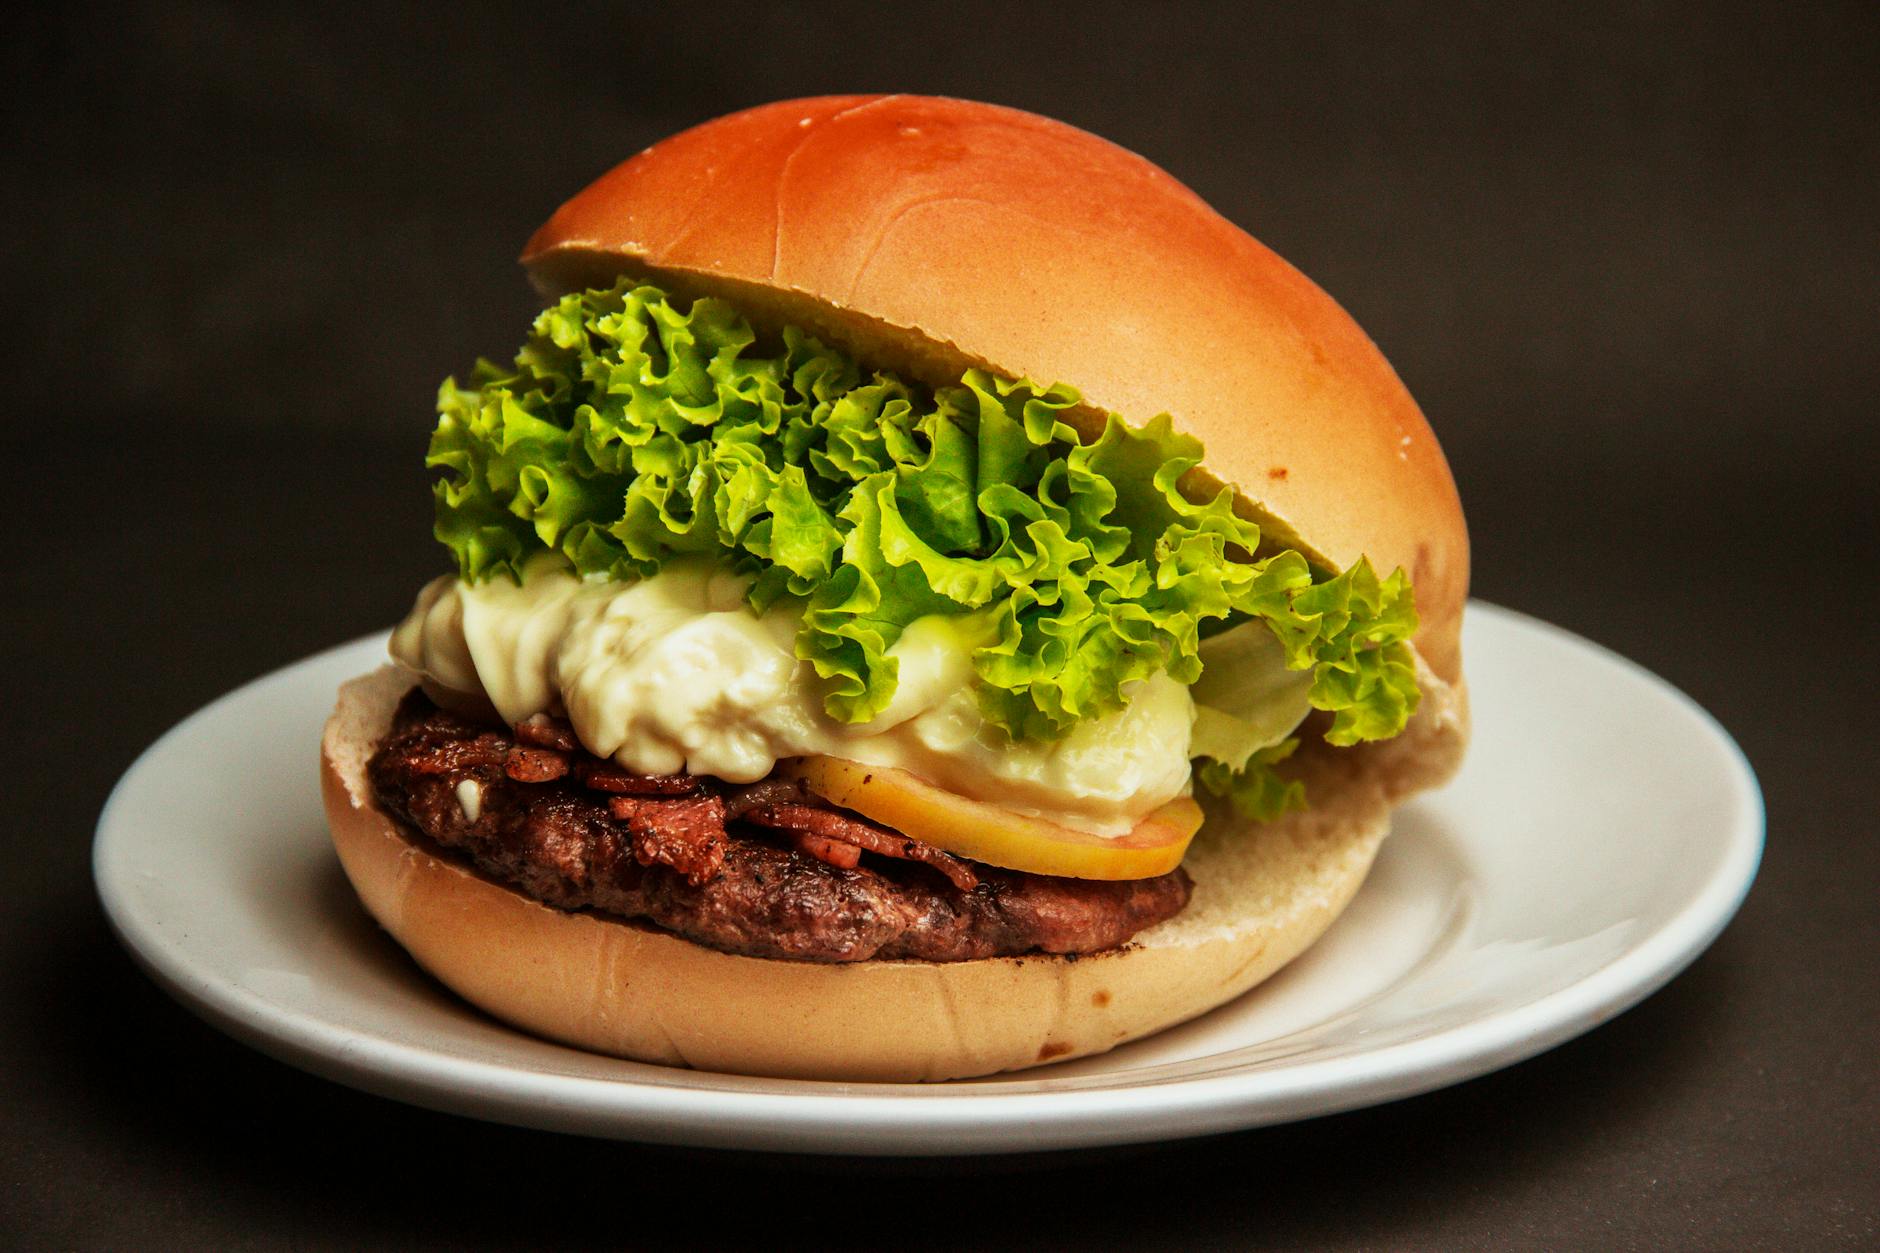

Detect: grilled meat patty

[366,690,1192,963]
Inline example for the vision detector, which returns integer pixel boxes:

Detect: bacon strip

[512,717,579,752]
[608,794,727,886]
[744,803,980,892]
[503,746,570,782]
[791,832,862,871]
[408,733,508,774]
[722,777,808,817]
[576,760,700,795]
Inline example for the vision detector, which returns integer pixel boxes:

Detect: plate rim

[93,601,1764,1154]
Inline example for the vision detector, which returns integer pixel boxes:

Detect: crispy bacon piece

[608,794,727,886]
[576,759,700,795]
[406,732,509,775]
[722,776,808,817]
[503,746,570,782]
[512,717,579,752]
[744,803,981,892]
[792,832,862,871]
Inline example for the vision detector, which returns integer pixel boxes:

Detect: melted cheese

[389,557,1197,835]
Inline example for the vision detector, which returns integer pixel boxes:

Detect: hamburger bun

[325,660,1466,1081]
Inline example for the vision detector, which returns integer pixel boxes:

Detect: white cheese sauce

[389,556,1198,836]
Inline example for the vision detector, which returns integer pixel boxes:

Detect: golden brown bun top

[522,95,1468,682]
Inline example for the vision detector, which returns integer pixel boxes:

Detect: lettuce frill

[427,281,1421,817]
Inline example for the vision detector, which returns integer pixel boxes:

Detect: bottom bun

[322,660,1466,1081]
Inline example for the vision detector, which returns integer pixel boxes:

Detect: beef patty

[366,690,1192,963]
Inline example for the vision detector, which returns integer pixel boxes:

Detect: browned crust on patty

[366,689,1191,964]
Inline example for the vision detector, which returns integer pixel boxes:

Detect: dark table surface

[6,4,1876,1247]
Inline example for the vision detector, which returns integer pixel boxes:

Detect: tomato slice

[779,756,1202,880]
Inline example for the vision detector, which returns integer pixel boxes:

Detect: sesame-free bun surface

[322,664,1466,1082]
[522,94,1469,682]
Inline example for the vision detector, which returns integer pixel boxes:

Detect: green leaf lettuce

[427,280,1422,812]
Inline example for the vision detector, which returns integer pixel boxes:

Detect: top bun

[522,94,1467,683]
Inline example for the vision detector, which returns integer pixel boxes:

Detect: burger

[320,94,1469,1081]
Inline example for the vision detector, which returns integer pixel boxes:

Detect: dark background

[6,2,1876,1246]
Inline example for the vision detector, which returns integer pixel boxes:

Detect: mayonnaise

[389,555,1197,835]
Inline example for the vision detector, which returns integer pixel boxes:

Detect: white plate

[94,603,1761,1155]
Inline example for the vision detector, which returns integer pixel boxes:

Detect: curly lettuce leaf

[1197,739,1308,822]
[427,280,1422,770]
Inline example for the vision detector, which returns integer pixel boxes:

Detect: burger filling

[394,554,1201,837]
[367,689,1192,962]
[381,279,1424,955]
